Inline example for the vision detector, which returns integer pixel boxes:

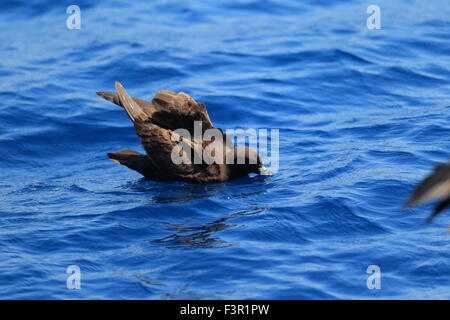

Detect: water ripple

[1,0,450,299]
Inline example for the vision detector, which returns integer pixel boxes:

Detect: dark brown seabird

[405,162,450,221]
[96,82,271,183]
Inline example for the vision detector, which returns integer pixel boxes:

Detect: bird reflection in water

[155,207,265,248]
[120,176,270,248]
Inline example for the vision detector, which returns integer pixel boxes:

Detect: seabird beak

[258,165,272,176]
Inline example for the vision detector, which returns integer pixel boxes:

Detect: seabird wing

[151,90,214,134]
[97,87,213,133]
[406,163,450,207]
[114,82,148,122]
[134,121,201,178]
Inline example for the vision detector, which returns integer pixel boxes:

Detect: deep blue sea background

[1,0,450,299]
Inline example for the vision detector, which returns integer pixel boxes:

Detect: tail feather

[108,149,166,180]
[107,149,145,164]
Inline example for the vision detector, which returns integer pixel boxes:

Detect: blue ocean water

[1,0,450,299]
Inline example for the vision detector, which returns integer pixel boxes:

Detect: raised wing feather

[151,90,213,133]
[96,91,156,116]
[97,86,213,135]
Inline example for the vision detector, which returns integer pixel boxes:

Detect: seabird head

[230,146,272,178]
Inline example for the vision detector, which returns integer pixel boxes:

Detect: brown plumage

[97,82,271,183]
[405,162,450,221]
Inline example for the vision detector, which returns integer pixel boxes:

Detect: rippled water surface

[1,0,450,299]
